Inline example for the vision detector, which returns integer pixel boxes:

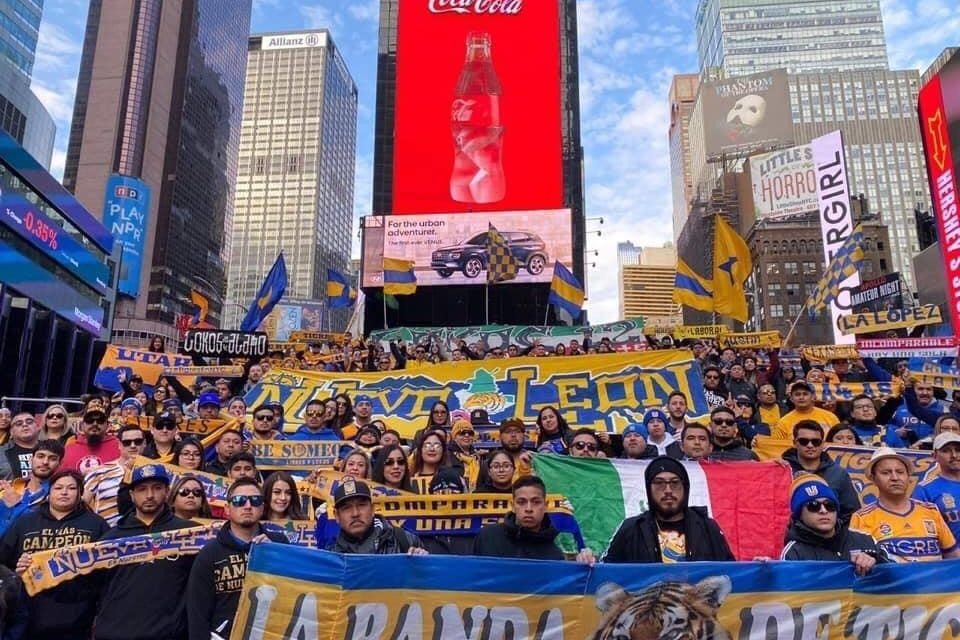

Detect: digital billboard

[850,273,903,314]
[261,298,326,342]
[748,144,817,219]
[392,0,563,214]
[362,209,573,288]
[701,69,794,160]
[103,175,151,298]
[919,50,960,332]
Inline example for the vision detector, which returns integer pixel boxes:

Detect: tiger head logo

[588,576,732,640]
[453,369,515,416]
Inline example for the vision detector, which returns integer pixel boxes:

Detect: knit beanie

[789,474,838,519]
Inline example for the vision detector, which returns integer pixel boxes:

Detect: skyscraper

[617,241,641,269]
[669,74,699,241]
[0,0,53,166]
[64,0,252,338]
[696,0,889,76]
[619,246,679,322]
[224,31,358,331]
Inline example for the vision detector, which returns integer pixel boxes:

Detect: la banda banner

[244,350,708,438]
[838,304,943,335]
[230,544,960,640]
[368,319,648,353]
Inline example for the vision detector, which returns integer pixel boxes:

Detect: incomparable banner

[182,329,269,358]
[94,345,194,391]
[232,546,960,640]
[393,0,563,214]
[244,350,707,438]
[850,273,903,314]
[838,304,944,335]
[858,336,958,360]
[717,331,781,349]
[701,69,794,160]
[748,143,816,219]
[368,319,648,353]
[361,210,573,288]
[103,174,150,298]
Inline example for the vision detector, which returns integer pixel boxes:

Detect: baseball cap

[130,374,143,383]
[734,394,754,406]
[789,474,839,519]
[866,447,914,479]
[130,463,171,488]
[197,391,220,408]
[120,398,142,411]
[499,418,525,433]
[429,467,467,494]
[83,408,107,422]
[934,432,960,451]
[155,411,177,428]
[790,381,814,394]
[333,477,372,508]
[470,409,493,426]
[354,394,372,406]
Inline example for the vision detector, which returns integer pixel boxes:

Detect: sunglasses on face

[155,423,177,431]
[712,418,736,426]
[229,495,264,508]
[797,437,823,447]
[306,410,323,417]
[384,458,406,467]
[85,418,107,425]
[121,438,145,447]
[804,500,837,513]
[457,430,475,437]
[254,414,274,421]
[178,488,204,498]
[47,413,65,419]
[572,441,598,452]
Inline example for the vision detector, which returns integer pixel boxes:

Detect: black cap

[470,409,493,426]
[790,381,814,394]
[155,411,177,427]
[429,468,467,494]
[130,374,143,382]
[333,477,372,508]
[83,408,107,422]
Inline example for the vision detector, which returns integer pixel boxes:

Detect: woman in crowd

[167,476,211,520]
[554,343,567,356]
[148,384,168,416]
[826,423,864,446]
[342,450,372,479]
[262,471,304,521]
[424,401,451,432]
[535,406,571,454]
[0,408,10,446]
[172,439,205,471]
[410,430,455,494]
[333,394,356,439]
[42,404,74,445]
[227,397,247,430]
[914,414,960,451]
[148,336,166,353]
[474,450,515,494]
[372,444,413,492]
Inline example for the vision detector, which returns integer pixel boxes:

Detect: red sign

[393,0,563,214]
[919,74,960,331]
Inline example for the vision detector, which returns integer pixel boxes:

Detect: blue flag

[240,253,287,332]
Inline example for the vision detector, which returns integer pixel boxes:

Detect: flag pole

[783,303,807,347]
[382,290,388,330]
[543,302,549,326]
[485,282,490,325]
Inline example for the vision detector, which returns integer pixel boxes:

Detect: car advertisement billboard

[392,0,563,214]
[361,209,572,288]
[702,69,794,161]
[103,175,151,298]
[748,144,817,219]
[919,50,960,332]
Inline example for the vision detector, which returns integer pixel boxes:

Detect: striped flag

[382,257,417,295]
[326,268,356,308]
[806,225,865,316]
[547,262,584,320]
[672,258,714,312]
[533,455,792,560]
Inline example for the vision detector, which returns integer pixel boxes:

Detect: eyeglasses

[178,488,204,498]
[154,423,177,431]
[121,438,145,447]
[712,418,736,426]
[384,458,406,467]
[228,495,264,508]
[796,437,823,447]
[650,479,683,490]
[490,463,514,471]
[572,441,598,452]
[804,500,837,514]
[47,413,65,419]
[254,414,274,421]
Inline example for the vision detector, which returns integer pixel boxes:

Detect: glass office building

[225,31,358,330]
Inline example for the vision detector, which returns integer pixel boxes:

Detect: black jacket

[328,516,423,554]
[782,448,861,525]
[472,513,564,560]
[421,533,475,556]
[94,506,197,640]
[204,457,229,478]
[186,522,288,640]
[710,441,759,461]
[473,481,512,494]
[619,444,659,460]
[602,507,735,563]
[781,520,886,562]
[0,504,109,640]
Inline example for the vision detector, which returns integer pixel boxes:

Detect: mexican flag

[533,455,792,560]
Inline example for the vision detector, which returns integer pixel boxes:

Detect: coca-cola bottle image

[450,32,505,204]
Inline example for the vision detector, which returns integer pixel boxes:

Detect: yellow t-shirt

[758,404,781,427]
[772,407,839,440]
[850,500,957,562]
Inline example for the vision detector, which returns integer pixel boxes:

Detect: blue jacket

[0,483,48,539]
[288,425,341,441]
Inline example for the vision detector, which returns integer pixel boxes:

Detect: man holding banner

[473,477,565,561]
[327,478,427,555]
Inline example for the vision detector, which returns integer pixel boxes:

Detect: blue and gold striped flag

[326,268,356,308]
[806,225,865,315]
[673,259,714,313]
[548,262,584,319]
[382,257,417,295]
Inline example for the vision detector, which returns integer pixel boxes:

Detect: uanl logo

[428,0,523,15]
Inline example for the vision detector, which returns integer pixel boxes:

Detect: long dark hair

[333,393,355,431]
[535,405,571,447]
[424,401,451,429]
[261,471,305,520]
[167,476,212,518]
[411,429,453,475]
[372,444,413,491]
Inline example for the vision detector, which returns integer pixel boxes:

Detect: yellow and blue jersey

[850,500,957,563]
[913,475,960,542]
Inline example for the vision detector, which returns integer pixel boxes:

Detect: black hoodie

[602,456,735,563]
[94,505,197,640]
[0,503,109,639]
[472,512,564,560]
[781,519,886,562]
[186,522,288,640]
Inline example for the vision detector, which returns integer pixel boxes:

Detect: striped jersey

[84,462,126,526]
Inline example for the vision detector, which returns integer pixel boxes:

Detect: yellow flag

[712,215,752,323]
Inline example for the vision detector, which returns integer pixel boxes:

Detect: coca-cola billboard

[393,0,563,214]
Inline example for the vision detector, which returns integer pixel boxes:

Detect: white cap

[934,432,960,451]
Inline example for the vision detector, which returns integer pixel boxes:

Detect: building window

[770,304,784,318]
[784,262,799,275]
[803,262,817,276]
[768,283,781,298]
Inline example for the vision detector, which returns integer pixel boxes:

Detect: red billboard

[919,58,960,331]
[393,0,563,214]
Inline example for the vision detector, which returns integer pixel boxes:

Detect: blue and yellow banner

[244,350,708,438]
[94,344,195,391]
[129,456,232,507]
[248,440,344,470]
[231,545,960,640]
[809,381,901,402]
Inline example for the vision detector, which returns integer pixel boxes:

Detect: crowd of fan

[0,339,956,638]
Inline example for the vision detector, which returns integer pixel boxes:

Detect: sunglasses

[47,413,65,419]
[457,430,476,437]
[229,495,264,508]
[306,410,324,417]
[178,488,204,498]
[121,438,145,447]
[154,423,177,431]
[384,458,406,467]
[254,414,274,421]
[85,418,107,425]
[797,437,823,447]
[712,418,736,426]
[804,500,837,514]
[572,441,598,452]
[704,374,720,379]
